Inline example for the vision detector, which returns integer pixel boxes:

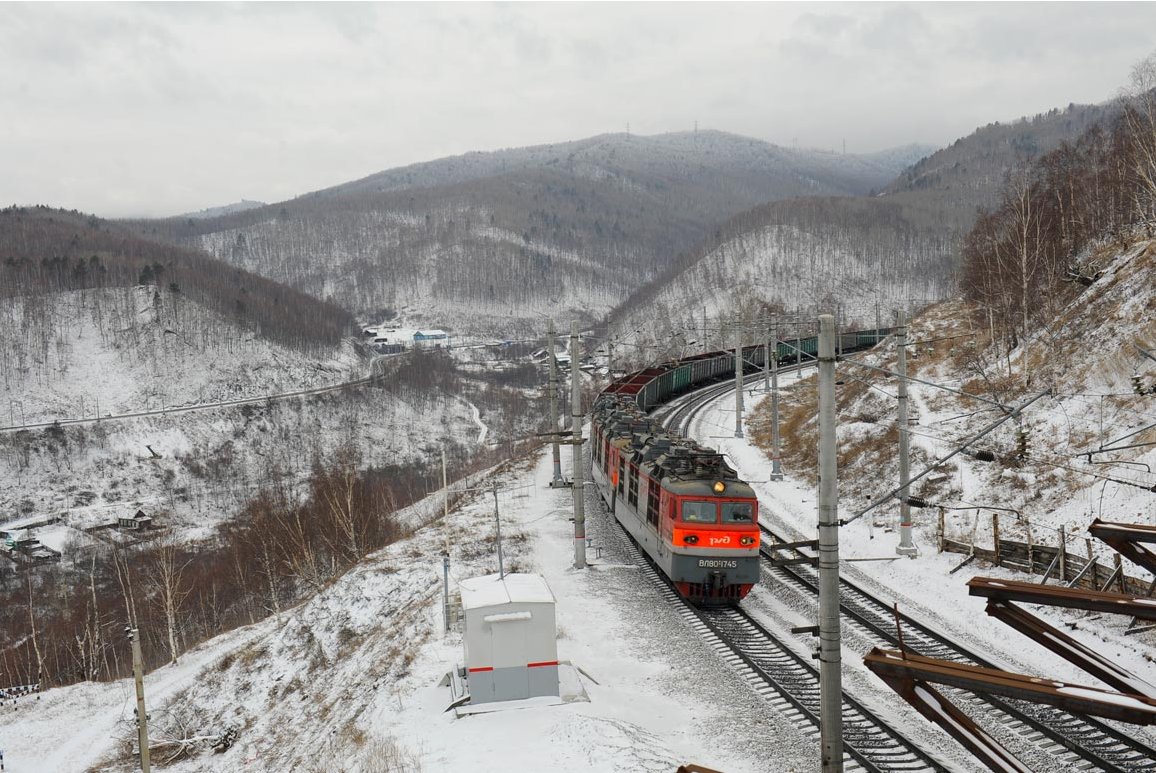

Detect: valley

[4,9,1156,772]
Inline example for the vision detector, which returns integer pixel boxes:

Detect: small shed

[460,573,558,704]
[118,510,153,530]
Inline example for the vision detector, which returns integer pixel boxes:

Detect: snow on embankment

[2,448,801,773]
[733,237,1156,697]
[750,237,1156,547]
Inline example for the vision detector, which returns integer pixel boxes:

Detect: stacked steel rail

[763,537,1156,772]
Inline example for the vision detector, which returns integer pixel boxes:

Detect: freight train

[590,326,892,604]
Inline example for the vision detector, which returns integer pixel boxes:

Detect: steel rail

[760,536,1156,772]
[603,497,944,773]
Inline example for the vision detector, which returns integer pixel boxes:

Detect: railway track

[762,535,1156,773]
[603,505,945,773]
[665,372,1156,772]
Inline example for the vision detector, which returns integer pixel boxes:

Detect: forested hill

[606,102,1121,358]
[122,131,933,334]
[881,101,1119,227]
[0,206,352,352]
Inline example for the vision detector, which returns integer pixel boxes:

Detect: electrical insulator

[905,496,930,508]
[1133,374,1146,396]
[1015,428,1030,460]
[964,448,997,462]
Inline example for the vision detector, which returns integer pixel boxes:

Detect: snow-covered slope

[0,287,490,544]
[751,234,1156,574]
[0,287,359,426]
[3,451,812,773]
[609,215,952,366]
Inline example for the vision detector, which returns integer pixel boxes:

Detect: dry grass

[359,735,422,773]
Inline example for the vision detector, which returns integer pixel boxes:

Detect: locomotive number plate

[698,559,738,568]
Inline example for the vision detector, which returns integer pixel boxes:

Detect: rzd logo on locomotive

[707,535,732,546]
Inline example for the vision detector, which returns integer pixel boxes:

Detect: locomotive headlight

[740,535,755,546]
[712,481,725,494]
[684,534,699,545]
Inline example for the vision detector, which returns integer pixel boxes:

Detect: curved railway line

[659,368,1156,772]
[602,491,946,773]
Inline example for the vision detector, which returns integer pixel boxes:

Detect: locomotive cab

[660,474,760,605]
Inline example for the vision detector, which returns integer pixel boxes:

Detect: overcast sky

[3,2,1155,219]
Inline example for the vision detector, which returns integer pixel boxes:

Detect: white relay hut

[460,573,559,704]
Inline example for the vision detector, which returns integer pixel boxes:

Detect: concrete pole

[795,317,802,376]
[442,447,450,552]
[770,320,783,481]
[702,305,708,353]
[875,301,882,343]
[733,321,744,438]
[547,319,565,486]
[608,339,615,379]
[493,484,505,578]
[896,310,917,557]
[817,314,844,773]
[762,324,770,394]
[571,321,587,569]
[129,627,151,773]
[442,447,451,632]
[836,305,842,359]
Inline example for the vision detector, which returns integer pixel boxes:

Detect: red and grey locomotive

[591,398,759,604]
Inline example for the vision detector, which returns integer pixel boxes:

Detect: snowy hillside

[2,452,813,773]
[609,215,952,367]
[195,213,625,335]
[123,131,936,336]
[0,287,359,427]
[0,286,496,546]
[750,234,1156,579]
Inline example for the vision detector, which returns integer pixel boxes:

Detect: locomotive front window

[722,502,754,523]
[681,501,717,523]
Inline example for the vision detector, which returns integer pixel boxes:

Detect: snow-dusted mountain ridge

[122,131,935,335]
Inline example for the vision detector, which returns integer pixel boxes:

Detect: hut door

[488,618,530,701]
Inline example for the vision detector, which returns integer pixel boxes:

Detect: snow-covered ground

[8,237,1156,772]
[702,381,1156,707]
[8,386,1156,772]
[2,447,812,773]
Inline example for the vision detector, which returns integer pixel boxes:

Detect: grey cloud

[3,2,1156,217]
